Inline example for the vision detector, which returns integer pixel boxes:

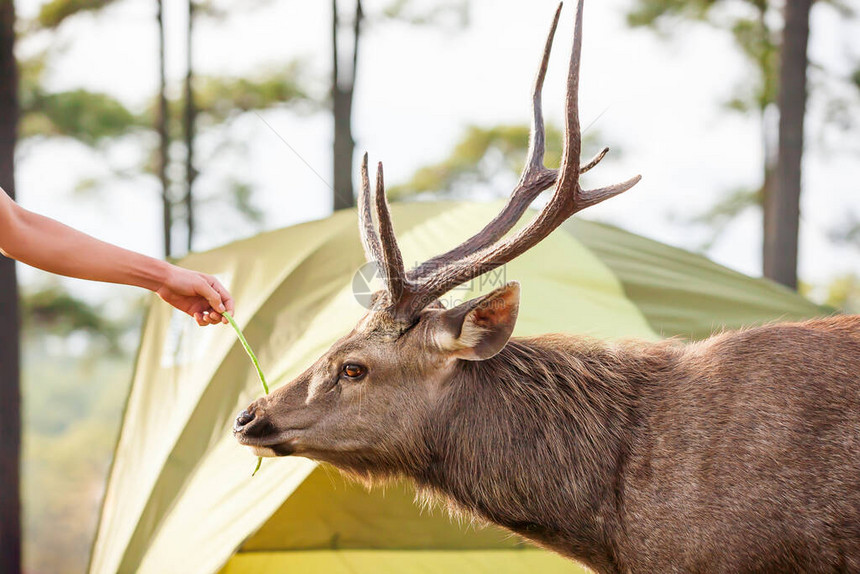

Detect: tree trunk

[156,0,172,259]
[331,0,362,211]
[764,0,812,289]
[183,0,196,252]
[0,0,21,571]
[332,87,355,211]
[761,103,777,280]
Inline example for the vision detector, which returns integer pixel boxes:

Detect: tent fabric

[241,468,525,552]
[564,219,822,339]
[89,201,825,574]
[220,550,585,574]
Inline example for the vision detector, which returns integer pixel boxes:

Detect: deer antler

[359,0,641,320]
[407,3,608,282]
[358,153,382,264]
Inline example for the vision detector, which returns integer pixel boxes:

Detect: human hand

[155,264,235,326]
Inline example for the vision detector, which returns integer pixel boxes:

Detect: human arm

[0,189,233,325]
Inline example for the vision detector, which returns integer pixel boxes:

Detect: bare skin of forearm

[1,206,170,291]
[0,189,233,325]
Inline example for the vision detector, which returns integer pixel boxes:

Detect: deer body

[234,2,859,571]
[415,317,860,572]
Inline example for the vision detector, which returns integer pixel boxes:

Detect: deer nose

[233,409,255,433]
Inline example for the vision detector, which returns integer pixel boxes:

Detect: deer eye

[341,363,367,380]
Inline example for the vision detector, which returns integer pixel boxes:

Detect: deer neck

[414,335,671,569]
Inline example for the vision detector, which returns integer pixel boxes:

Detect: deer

[233,2,860,572]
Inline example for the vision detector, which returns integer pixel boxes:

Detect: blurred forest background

[0,0,859,572]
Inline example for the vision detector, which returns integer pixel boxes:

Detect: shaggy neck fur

[411,335,677,571]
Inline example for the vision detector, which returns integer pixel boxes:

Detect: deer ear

[437,282,520,361]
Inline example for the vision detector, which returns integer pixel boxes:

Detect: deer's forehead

[323,317,403,360]
[353,309,408,337]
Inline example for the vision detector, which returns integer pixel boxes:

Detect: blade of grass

[224,311,269,395]
[223,310,268,475]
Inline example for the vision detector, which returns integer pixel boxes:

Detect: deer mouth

[234,429,305,457]
[247,442,297,458]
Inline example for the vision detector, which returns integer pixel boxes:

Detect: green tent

[89,201,825,574]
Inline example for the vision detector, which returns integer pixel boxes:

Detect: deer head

[233,0,640,477]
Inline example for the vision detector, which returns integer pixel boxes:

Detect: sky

[11,0,860,306]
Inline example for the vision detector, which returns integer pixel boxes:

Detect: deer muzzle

[232,398,275,440]
[233,394,313,457]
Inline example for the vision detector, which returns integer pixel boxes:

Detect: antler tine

[407,3,610,282]
[578,174,642,209]
[373,161,407,303]
[406,4,562,282]
[408,0,640,308]
[523,1,563,177]
[358,153,383,264]
[581,146,609,174]
[562,0,639,209]
[561,0,584,181]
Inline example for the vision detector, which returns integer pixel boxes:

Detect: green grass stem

[223,311,270,395]
[223,310,268,475]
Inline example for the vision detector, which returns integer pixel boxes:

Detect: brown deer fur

[234,2,860,570]
[237,313,860,573]
[415,316,860,572]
